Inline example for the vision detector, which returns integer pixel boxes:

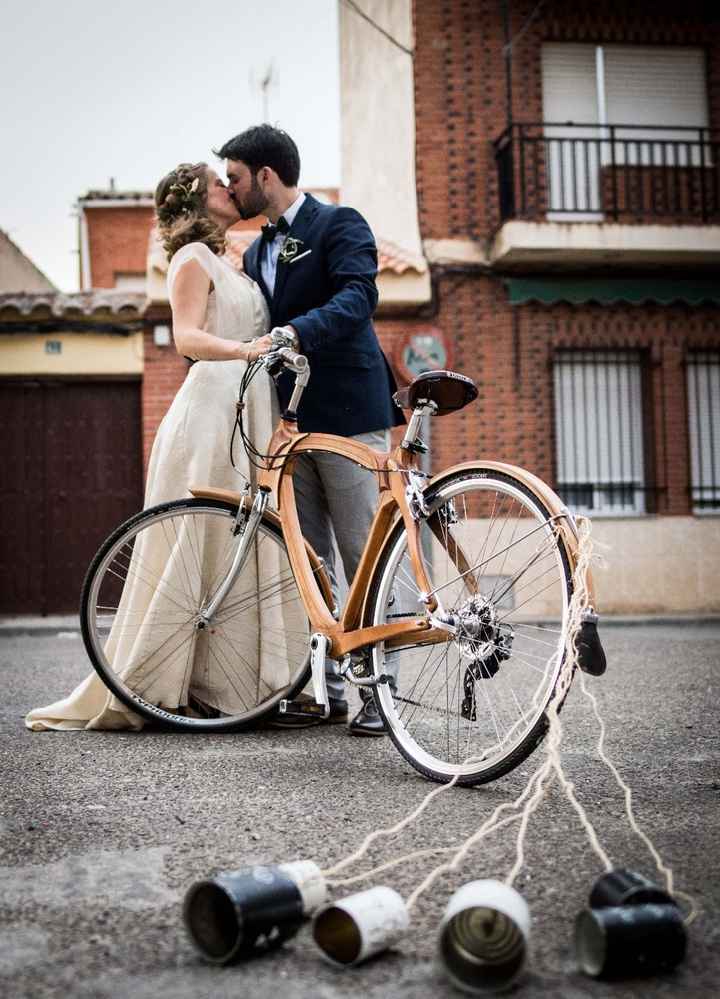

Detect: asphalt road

[1,621,718,999]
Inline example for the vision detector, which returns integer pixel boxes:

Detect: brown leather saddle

[393,370,478,416]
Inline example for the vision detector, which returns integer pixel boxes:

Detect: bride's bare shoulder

[168,243,218,282]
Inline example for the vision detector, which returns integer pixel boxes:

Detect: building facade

[342,0,720,613]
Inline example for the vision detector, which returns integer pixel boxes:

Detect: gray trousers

[293,429,391,700]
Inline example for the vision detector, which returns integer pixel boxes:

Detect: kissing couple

[26,124,404,737]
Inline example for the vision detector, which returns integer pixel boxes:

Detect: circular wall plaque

[395,328,450,383]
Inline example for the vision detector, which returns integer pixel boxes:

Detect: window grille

[553,350,647,515]
[686,351,720,512]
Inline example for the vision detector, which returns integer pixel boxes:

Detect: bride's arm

[170,260,261,362]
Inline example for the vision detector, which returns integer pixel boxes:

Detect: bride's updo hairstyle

[155,162,226,260]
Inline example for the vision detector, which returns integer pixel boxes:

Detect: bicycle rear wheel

[80,497,314,730]
[368,467,573,785]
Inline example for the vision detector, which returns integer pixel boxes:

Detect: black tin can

[183,865,305,964]
[589,868,676,909]
[575,903,687,979]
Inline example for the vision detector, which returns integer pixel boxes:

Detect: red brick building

[343,0,720,611]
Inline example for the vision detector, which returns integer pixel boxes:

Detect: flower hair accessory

[166,176,201,214]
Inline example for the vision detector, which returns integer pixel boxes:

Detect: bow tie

[261,216,290,242]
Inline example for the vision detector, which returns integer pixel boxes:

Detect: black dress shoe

[269,693,349,728]
[348,696,388,737]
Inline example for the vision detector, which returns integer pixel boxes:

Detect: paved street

[1,621,718,999]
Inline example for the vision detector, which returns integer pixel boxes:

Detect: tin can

[184,860,325,964]
[575,903,687,979]
[312,885,410,967]
[588,868,675,909]
[438,880,531,994]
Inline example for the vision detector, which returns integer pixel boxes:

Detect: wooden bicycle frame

[191,407,596,662]
[255,417,439,658]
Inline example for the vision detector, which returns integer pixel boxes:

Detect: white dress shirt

[260,191,306,295]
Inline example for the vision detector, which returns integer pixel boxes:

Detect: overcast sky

[1,0,340,291]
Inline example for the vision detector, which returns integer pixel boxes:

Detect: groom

[217,124,404,735]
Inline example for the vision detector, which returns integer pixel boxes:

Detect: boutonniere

[278,236,305,264]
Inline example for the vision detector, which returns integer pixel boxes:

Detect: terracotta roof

[80,190,154,202]
[0,290,147,319]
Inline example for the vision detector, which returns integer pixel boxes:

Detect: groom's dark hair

[214,125,301,187]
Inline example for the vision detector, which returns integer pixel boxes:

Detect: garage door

[0,379,143,614]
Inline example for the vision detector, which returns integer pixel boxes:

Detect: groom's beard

[234,174,269,220]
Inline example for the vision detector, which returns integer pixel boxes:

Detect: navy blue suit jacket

[243,194,404,436]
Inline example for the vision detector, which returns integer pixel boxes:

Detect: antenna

[250,62,276,121]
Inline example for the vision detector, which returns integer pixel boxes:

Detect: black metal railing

[495,122,720,222]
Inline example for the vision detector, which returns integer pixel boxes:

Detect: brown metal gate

[0,379,143,614]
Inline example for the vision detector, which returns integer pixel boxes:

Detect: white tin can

[438,880,531,994]
[313,885,410,967]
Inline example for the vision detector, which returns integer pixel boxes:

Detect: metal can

[575,903,687,979]
[313,885,410,967]
[438,880,531,994]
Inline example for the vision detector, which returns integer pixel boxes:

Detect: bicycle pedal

[278,698,328,719]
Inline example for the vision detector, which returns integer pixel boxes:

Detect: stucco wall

[0,234,55,293]
[339,0,423,256]
[591,517,720,614]
[0,331,143,375]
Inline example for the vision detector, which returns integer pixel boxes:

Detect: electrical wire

[342,0,414,57]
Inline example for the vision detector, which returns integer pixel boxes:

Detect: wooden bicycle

[80,348,603,785]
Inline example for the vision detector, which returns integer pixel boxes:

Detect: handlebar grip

[278,347,308,372]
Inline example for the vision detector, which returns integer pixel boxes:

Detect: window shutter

[604,47,708,129]
[554,352,645,514]
[687,353,720,511]
[542,43,598,124]
[605,47,709,165]
[542,44,601,214]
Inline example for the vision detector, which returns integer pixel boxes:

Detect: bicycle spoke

[371,471,572,783]
[85,503,318,729]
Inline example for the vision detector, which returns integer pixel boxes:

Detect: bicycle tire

[80,497,317,731]
[367,467,574,785]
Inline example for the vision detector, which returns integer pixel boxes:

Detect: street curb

[0,616,80,636]
[1,614,718,637]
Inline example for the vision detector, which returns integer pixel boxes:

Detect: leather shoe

[348,696,388,737]
[269,693,349,728]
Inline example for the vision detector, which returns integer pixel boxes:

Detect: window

[542,44,710,216]
[686,352,720,513]
[553,351,647,515]
[114,272,146,291]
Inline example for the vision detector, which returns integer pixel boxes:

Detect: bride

[26,162,278,731]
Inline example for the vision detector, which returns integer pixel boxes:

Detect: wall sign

[395,328,450,383]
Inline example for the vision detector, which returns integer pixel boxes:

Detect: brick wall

[413,0,720,239]
[141,325,188,473]
[86,206,155,288]
[410,0,720,516]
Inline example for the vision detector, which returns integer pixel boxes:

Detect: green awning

[505,277,720,307]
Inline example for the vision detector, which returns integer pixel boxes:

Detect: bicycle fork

[196,487,270,627]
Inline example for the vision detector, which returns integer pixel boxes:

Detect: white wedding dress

[25,242,279,731]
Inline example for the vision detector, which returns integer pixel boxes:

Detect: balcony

[491,123,720,271]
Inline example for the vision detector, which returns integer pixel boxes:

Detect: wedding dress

[25,242,279,731]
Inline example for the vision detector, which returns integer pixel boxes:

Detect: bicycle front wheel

[368,467,573,785]
[80,498,314,730]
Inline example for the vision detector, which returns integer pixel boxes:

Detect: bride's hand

[245,335,273,362]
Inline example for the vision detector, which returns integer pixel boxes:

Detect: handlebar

[262,346,308,375]
[278,347,308,372]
